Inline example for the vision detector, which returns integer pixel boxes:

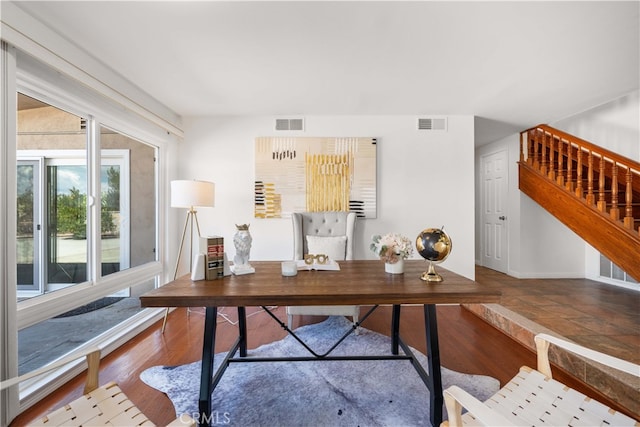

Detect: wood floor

[12,302,626,426]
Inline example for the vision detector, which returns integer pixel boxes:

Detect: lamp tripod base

[420,261,443,282]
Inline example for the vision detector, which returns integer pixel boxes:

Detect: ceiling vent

[275,118,304,131]
[417,117,447,131]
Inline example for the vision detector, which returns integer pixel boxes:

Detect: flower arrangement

[370,233,414,264]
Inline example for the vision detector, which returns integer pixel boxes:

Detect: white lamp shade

[171,180,215,208]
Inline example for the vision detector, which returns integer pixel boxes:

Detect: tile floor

[471,266,639,417]
[474,266,639,364]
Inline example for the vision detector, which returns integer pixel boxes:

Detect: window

[1,40,173,422]
[16,94,156,299]
[15,91,160,373]
[99,125,157,274]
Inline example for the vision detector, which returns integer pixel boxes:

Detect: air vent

[275,118,304,131]
[417,117,447,131]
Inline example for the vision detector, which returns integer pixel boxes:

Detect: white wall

[517,195,586,278]
[475,133,585,278]
[553,90,639,161]
[180,115,477,279]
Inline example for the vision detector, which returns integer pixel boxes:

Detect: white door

[481,150,508,273]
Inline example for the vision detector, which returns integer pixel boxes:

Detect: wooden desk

[140,260,501,426]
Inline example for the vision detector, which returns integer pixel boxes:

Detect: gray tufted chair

[286,211,360,332]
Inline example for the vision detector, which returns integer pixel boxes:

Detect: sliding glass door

[16,160,40,293]
[46,161,88,288]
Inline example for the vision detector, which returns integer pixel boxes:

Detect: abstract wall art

[255,137,377,218]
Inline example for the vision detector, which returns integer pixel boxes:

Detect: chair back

[292,211,356,260]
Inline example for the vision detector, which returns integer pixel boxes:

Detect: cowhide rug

[141,316,499,426]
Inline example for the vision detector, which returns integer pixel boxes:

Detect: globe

[416,228,452,282]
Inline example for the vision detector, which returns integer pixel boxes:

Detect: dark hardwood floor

[10,304,626,426]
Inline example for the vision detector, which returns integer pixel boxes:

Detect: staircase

[519,124,640,281]
[467,126,640,418]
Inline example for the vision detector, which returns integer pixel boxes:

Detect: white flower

[370,233,414,264]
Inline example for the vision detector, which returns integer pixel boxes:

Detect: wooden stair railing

[519,124,640,281]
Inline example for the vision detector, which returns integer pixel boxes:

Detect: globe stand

[421,261,443,282]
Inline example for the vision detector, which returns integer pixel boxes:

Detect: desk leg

[391,304,401,355]
[425,304,443,427]
[199,307,217,427]
[237,307,247,357]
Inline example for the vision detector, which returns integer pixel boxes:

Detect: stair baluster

[548,135,555,180]
[624,168,634,230]
[586,150,594,206]
[556,137,564,186]
[597,155,606,212]
[541,132,548,175]
[566,141,573,192]
[611,162,619,221]
[533,130,540,169]
[576,147,583,198]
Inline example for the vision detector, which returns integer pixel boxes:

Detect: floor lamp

[162,179,215,333]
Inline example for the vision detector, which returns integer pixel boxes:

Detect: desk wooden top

[140,260,501,307]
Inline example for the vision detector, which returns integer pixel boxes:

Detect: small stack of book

[199,236,224,280]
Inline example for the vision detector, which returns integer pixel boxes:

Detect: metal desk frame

[198,304,442,426]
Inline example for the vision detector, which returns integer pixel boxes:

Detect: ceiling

[12,1,640,145]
